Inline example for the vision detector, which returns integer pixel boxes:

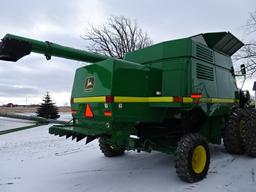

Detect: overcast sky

[0,0,255,105]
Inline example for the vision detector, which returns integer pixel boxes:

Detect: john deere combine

[1,32,255,182]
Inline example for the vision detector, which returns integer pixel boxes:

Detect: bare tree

[234,10,256,77]
[245,10,256,34]
[82,16,153,58]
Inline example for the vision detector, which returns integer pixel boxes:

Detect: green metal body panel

[0,32,244,154]
[71,59,166,122]
[125,38,192,64]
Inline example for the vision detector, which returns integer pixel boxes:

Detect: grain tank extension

[1,32,255,183]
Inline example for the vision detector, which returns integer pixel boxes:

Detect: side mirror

[240,64,246,75]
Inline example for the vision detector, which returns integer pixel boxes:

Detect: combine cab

[1,32,255,182]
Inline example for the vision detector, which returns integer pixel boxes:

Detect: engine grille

[196,63,214,81]
[196,44,214,63]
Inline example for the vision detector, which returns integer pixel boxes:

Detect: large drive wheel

[175,133,210,183]
[223,108,249,154]
[99,137,125,157]
[244,110,256,157]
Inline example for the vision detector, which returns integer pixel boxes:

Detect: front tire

[223,108,249,154]
[175,133,210,183]
[99,137,125,157]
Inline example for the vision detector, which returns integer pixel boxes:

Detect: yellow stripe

[73,96,239,104]
[114,97,148,103]
[210,98,237,104]
[114,97,173,103]
[200,98,213,103]
[148,97,173,102]
[200,98,239,104]
[74,96,105,103]
[183,97,193,103]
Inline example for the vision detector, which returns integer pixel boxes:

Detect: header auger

[1,31,255,183]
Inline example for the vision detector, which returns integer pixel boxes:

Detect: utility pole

[253,81,256,109]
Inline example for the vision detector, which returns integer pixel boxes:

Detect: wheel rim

[192,145,207,174]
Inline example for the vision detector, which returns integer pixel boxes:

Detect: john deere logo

[85,77,95,91]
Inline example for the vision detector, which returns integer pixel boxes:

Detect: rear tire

[99,137,125,157]
[244,109,256,157]
[223,108,249,154]
[175,133,210,183]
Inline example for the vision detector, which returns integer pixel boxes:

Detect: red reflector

[173,96,183,103]
[71,109,77,115]
[105,96,114,103]
[191,93,202,99]
[104,110,112,117]
[85,104,94,118]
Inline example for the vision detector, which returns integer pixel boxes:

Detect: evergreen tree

[36,92,60,119]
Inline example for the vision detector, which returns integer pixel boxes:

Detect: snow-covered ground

[0,115,256,192]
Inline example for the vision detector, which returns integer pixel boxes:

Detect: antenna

[253,81,256,109]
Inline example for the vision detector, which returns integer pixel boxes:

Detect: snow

[0,115,256,192]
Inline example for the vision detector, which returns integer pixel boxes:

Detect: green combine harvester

[0,32,255,182]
